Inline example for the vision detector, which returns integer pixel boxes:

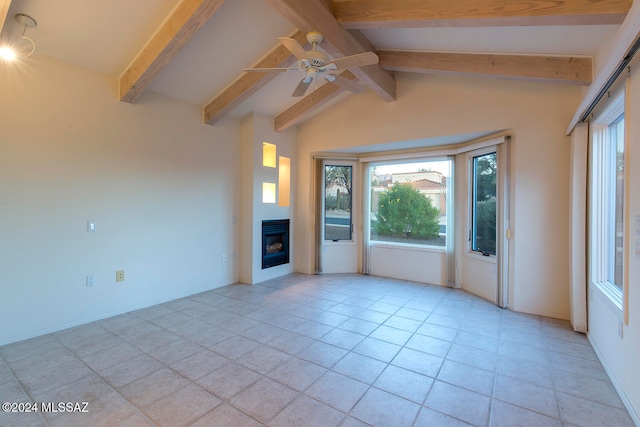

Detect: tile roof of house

[410,179,446,191]
[373,177,446,191]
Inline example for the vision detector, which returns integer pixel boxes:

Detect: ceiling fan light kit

[0,13,38,61]
[245,31,378,97]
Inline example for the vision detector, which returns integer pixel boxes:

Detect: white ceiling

[361,25,619,56]
[1,0,622,122]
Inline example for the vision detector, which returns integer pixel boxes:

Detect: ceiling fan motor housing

[306,50,329,68]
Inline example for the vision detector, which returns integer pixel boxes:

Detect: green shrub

[375,184,440,239]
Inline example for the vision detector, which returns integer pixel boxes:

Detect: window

[471,152,497,256]
[369,159,451,247]
[590,91,625,307]
[612,114,625,288]
[324,164,352,241]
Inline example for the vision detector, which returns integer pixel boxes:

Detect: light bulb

[0,47,17,61]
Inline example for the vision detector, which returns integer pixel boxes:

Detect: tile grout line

[0,348,54,427]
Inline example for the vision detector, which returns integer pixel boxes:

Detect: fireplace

[262,219,290,269]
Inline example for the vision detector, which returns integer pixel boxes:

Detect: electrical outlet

[222,253,227,262]
[116,270,125,282]
[86,274,96,287]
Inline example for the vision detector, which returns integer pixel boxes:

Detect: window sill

[370,241,446,253]
[324,240,356,246]
[465,251,496,263]
[591,280,623,319]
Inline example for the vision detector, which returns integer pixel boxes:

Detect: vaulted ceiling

[1,0,631,131]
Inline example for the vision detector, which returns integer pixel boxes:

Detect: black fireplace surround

[262,219,290,269]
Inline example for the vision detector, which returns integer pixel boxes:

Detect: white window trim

[322,160,356,243]
[589,91,625,314]
[369,241,446,254]
[368,157,453,251]
[467,146,498,259]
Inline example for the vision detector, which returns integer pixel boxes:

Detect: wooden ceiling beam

[274,71,357,132]
[119,0,225,103]
[378,50,593,85]
[333,0,632,28]
[0,0,11,34]
[266,0,396,101]
[203,30,307,125]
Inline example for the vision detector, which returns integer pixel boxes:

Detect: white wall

[0,56,240,345]
[370,244,445,285]
[239,113,296,284]
[587,62,640,424]
[295,72,582,319]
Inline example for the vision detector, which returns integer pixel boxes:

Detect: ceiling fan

[245,31,379,97]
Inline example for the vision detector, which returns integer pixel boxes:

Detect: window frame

[468,148,498,257]
[323,161,354,242]
[589,90,626,312]
[368,157,452,249]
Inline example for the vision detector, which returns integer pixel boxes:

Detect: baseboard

[511,305,570,321]
[587,333,640,426]
[0,282,230,347]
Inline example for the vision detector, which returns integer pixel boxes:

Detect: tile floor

[0,273,634,427]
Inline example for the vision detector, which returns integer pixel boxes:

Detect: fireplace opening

[262,219,290,269]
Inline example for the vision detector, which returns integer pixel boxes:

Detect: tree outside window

[325,165,352,241]
[472,152,497,255]
[370,160,451,247]
[375,183,440,239]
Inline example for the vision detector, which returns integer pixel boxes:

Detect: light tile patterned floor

[0,273,634,426]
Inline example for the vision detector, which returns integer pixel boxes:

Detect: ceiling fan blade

[328,74,366,94]
[328,52,379,70]
[292,78,312,97]
[279,37,309,61]
[244,67,296,72]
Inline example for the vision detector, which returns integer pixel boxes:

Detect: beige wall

[587,62,640,424]
[0,56,241,345]
[295,72,582,319]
